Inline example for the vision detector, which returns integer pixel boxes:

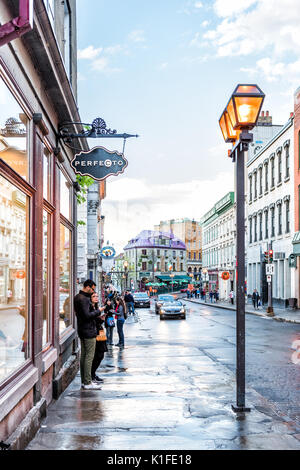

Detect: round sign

[100,246,116,259]
[16,270,26,279]
[221,271,230,281]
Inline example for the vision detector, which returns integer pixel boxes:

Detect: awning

[155,274,191,282]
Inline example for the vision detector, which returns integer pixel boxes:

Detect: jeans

[106,326,114,345]
[91,347,105,379]
[127,302,135,315]
[117,319,125,345]
[80,337,96,385]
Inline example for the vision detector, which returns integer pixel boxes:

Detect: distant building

[248,110,283,162]
[154,219,202,280]
[247,113,294,307]
[201,192,236,299]
[123,230,188,290]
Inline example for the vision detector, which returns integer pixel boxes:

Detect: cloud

[205,0,300,57]
[102,173,234,254]
[194,1,203,7]
[128,30,146,43]
[240,57,300,85]
[78,45,102,60]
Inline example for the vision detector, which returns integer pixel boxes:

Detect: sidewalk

[184,297,300,324]
[25,309,300,451]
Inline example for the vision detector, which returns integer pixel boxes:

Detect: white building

[201,192,236,300]
[246,116,294,307]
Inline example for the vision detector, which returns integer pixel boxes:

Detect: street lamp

[170,273,175,293]
[219,84,265,413]
[123,260,129,291]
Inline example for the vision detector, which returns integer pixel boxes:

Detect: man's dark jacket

[74,290,100,339]
[124,293,134,303]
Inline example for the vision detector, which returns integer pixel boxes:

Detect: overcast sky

[77,0,300,253]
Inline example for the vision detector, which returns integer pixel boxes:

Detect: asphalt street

[26,299,300,450]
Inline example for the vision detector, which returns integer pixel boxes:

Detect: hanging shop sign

[221,271,230,281]
[100,246,116,259]
[71,147,128,181]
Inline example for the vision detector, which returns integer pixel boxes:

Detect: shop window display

[42,210,50,347]
[0,175,29,383]
[59,224,71,334]
[0,80,28,181]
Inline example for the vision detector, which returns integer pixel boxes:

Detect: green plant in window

[76,174,95,226]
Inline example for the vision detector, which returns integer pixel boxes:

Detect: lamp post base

[232,405,251,413]
[266,307,275,317]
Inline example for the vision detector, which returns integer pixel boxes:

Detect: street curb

[184,298,300,324]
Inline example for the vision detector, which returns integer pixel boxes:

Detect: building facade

[247,110,283,162]
[201,192,236,299]
[154,218,202,280]
[0,0,86,448]
[246,116,294,307]
[123,230,188,290]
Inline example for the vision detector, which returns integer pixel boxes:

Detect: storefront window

[0,175,29,383]
[0,79,29,181]
[59,224,71,334]
[60,172,70,220]
[43,147,51,201]
[42,211,50,347]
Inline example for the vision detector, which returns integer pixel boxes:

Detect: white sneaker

[82,382,102,390]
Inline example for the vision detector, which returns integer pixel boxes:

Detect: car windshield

[158,296,173,301]
[162,301,182,307]
[134,293,149,298]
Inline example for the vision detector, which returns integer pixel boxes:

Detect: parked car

[133,292,151,308]
[154,294,176,314]
[180,288,188,293]
[159,300,186,320]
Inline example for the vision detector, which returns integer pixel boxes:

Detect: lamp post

[170,273,175,293]
[123,260,129,291]
[219,84,265,413]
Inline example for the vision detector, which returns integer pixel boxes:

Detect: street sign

[100,246,116,259]
[266,264,274,275]
[267,275,272,283]
[71,146,128,181]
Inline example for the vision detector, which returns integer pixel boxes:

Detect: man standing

[74,279,105,390]
[124,290,135,315]
[252,289,260,310]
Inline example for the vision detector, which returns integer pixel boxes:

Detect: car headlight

[160,309,165,314]
[180,309,185,313]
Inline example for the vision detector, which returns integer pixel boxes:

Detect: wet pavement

[26,302,300,450]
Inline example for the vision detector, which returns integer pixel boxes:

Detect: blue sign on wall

[71,146,128,181]
[100,246,116,259]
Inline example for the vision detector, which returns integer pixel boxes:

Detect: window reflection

[59,224,71,333]
[43,148,50,201]
[60,172,70,220]
[42,211,50,347]
[0,176,29,383]
[0,80,28,180]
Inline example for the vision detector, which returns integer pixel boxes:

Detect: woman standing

[90,292,108,384]
[115,297,127,347]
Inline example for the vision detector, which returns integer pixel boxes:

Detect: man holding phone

[74,279,105,390]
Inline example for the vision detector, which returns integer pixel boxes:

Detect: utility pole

[266,243,274,316]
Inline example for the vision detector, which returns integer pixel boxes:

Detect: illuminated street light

[219,84,265,413]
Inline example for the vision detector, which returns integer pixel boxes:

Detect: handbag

[107,316,115,327]
[96,329,107,342]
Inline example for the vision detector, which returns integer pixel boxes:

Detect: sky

[76,0,300,254]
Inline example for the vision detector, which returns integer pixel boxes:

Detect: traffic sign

[267,275,272,283]
[266,264,274,275]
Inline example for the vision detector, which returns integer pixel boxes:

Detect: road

[26,299,300,450]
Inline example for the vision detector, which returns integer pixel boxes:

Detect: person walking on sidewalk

[90,292,108,384]
[252,289,260,310]
[209,290,214,303]
[124,290,135,315]
[229,290,235,305]
[74,279,105,390]
[104,298,115,346]
[115,297,127,347]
